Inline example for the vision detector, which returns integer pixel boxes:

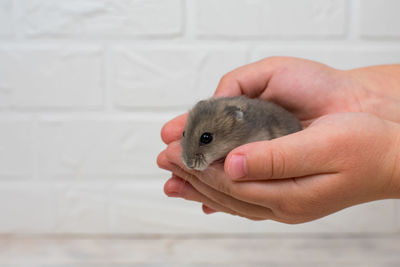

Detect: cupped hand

[158,112,400,223]
[158,57,400,221]
[162,57,400,146]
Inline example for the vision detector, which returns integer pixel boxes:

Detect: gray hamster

[181,96,302,171]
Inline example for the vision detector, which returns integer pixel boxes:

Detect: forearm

[387,120,400,199]
[346,65,400,123]
[348,64,400,99]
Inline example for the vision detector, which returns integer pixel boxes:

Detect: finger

[225,125,340,181]
[164,175,234,216]
[202,204,217,214]
[214,57,284,98]
[163,175,189,198]
[161,113,188,145]
[164,140,321,216]
[165,174,264,220]
[164,141,279,209]
[157,149,176,172]
[165,142,273,219]
[168,161,274,221]
[163,133,345,223]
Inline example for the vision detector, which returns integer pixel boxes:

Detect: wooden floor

[0,234,399,266]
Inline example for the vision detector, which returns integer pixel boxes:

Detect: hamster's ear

[224,106,243,121]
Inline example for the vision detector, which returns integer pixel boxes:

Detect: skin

[157,57,400,223]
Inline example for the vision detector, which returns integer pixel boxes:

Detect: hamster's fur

[181,96,302,171]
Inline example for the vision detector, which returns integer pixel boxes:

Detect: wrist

[347,65,400,97]
[386,122,400,199]
[345,67,400,124]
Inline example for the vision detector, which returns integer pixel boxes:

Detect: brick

[34,118,167,179]
[109,47,247,108]
[0,47,103,108]
[20,0,182,37]
[0,121,32,178]
[54,182,110,233]
[0,0,13,36]
[360,0,400,38]
[0,182,57,232]
[196,0,346,38]
[252,45,400,70]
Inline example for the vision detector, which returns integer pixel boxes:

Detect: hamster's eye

[199,132,213,145]
[182,131,185,137]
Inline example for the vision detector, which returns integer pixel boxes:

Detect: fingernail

[202,205,217,214]
[166,191,181,198]
[228,154,246,180]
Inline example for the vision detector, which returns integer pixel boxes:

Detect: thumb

[224,126,339,181]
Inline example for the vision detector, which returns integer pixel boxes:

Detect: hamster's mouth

[192,163,208,171]
[214,157,226,164]
[182,155,208,171]
[193,157,226,171]
[184,156,226,171]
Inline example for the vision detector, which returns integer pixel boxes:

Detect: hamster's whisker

[200,154,208,168]
[195,157,200,169]
[194,153,205,169]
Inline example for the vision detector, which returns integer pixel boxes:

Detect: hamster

[180,96,302,171]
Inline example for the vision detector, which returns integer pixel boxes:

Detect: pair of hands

[157,57,400,223]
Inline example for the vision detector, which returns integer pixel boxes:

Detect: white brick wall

[0,0,399,234]
[360,0,400,38]
[109,47,247,108]
[0,182,57,232]
[34,116,166,178]
[19,0,183,37]
[0,0,13,37]
[0,46,104,108]
[196,0,347,38]
[0,121,32,178]
[251,45,400,70]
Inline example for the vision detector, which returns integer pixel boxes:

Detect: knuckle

[273,197,294,217]
[156,151,165,168]
[262,56,279,63]
[275,204,308,224]
[260,56,286,66]
[219,72,234,86]
[216,182,232,196]
[202,169,237,197]
[273,201,303,220]
[178,182,193,200]
[260,145,286,179]
[212,185,233,206]
[273,190,323,224]
[246,216,265,221]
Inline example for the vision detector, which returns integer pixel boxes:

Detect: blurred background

[0,0,400,266]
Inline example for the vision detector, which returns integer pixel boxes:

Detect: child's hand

[158,113,400,223]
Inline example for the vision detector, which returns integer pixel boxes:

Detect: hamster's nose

[183,160,194,170]
[185,163,194,170]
